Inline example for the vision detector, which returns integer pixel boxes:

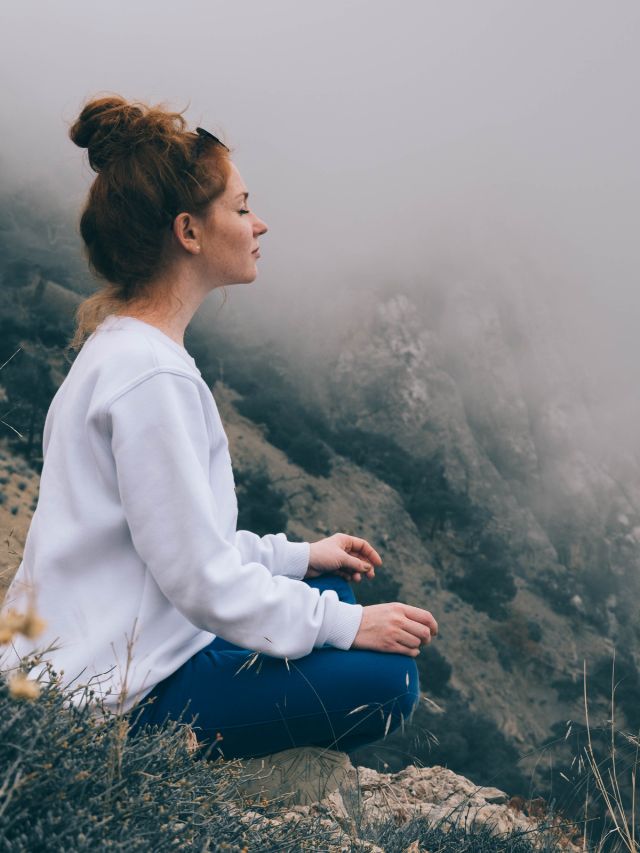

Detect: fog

[2,0,640,440]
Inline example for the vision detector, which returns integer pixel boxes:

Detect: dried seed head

[8,672,41,700]
[0,607,46,641]
[0,624,14,644]
[21,609,47,639]
[184,725,199,754]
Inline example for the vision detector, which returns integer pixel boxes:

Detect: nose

[254,215,268,237]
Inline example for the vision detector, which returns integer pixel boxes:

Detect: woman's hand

[304,533,382,582]
[351,603,438,656]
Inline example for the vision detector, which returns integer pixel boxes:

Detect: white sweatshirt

[0,314,363,715]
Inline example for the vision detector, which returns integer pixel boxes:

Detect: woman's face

[200,160,268,286]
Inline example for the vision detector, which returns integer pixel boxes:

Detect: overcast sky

[2,1,639,404]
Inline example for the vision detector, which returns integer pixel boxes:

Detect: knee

[304,573,356,605]
[347,653,420,746]
[402,658,421,717]
[379,655,421,721]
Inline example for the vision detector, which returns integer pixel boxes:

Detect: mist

[2,0,639,446]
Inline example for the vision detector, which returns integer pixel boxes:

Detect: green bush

[415,644,452,696]
[1,346,57,461]
[2,259,35,289]
[447,533,517,619]
[526,620,543,643]
[235,394,332,477]
[0,663,347,852]
[488,612,543,673]
[352,564,402,607]
[234,464,289,536]
[590,652,640,730]
[206,342,334,478]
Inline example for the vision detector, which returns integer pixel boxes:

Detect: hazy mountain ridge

[297,286,640,632]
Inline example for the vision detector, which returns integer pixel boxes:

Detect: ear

[173,212,201,254]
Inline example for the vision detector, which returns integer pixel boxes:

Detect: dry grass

[580,652,639,852]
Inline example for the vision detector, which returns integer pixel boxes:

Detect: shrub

[329,427,478,538]
[526,619,543,644]
[206,342,335,478]
[0,663,347,851]
[2,259,36,289]
[352,564,402,607]
[552,652,640,731]
[360,813,571,853]
[416,644,452,696]
[489,612,542,673]
[235,394,332,477]
[448,533,517,619]
[234,464,289,536]
[1,347,57,461]
[590,652,640,730]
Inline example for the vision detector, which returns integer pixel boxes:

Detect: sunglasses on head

[194,126,230,156]
[163,127,229,227]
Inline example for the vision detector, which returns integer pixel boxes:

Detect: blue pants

[126,574,420,760]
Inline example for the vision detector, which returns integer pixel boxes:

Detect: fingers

[390,624,432,657]
[400,603,438,637]
[344,554,374,577]
[342,534,383,566]
[341,570,362,582]
[396,628,429,649]
[393,642,421,657]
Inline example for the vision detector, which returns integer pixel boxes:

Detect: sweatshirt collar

[101,314,199,370]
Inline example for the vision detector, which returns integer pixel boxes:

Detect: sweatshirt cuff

[316,597,364,651]
[282,540,311,579]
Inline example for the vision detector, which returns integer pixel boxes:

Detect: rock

[477,785,509,804]
[228,748,582,851]
[228,745,355,808]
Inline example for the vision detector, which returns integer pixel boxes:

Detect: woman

[0,95,438,760]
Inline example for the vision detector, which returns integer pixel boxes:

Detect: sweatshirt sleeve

[234,530,310,579]
[106,370,363,658]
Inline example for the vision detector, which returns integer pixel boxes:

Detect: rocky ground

[219,744,584,851]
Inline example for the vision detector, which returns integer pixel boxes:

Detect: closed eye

[239,208,250,215]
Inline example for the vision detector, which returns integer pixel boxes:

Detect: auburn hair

[66,93,233,352]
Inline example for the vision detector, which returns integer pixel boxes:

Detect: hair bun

[69,95,147,172]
